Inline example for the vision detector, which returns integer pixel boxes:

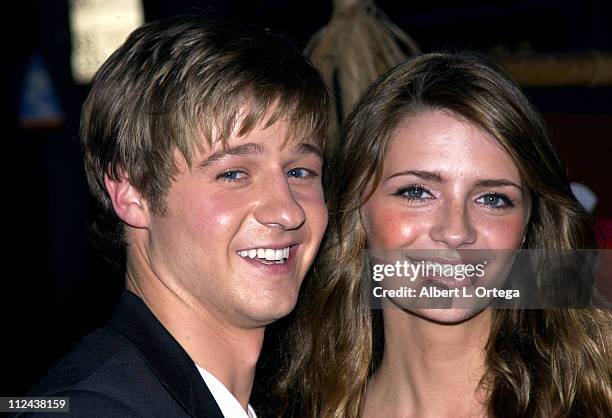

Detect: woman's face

[361,110,530,323]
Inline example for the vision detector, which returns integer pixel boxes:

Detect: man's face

[144,119,327,329]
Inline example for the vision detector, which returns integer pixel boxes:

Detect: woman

[278,53,612,417]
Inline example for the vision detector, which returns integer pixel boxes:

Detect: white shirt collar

[195,365,257,418]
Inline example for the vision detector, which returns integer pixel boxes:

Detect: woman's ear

[104,172,150,229]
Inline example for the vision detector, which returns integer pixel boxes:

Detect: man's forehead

[210,134,321,154]
[195,138,322,169]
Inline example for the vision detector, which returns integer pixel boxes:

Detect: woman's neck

[364,309,492,418]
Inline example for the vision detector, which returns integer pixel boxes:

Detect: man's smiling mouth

[237,247,291,264]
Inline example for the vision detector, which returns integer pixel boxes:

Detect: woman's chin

[408,307,488,325]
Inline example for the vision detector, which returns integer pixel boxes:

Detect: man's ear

[104,173,150,228]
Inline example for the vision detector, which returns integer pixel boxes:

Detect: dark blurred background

[4,0,611,401]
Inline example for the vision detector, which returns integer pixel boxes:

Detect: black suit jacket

[15,290,225,417]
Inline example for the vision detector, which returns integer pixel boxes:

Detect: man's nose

[253,175,306,230]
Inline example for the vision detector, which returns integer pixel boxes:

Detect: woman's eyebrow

[385,171,523,191]
[474,179,523,191]
[386,170,444,182]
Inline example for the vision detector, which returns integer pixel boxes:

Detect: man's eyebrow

[199,143,265,168]
[475,179,523,191]
[292,142,323,159]
[386,170,444,182]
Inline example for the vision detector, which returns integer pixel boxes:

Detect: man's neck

[364,309,491,418]
[125,245,264,410]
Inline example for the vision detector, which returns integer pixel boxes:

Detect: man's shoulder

[19,291,224,418]
[24,327,185,417]
[30,327,150,393]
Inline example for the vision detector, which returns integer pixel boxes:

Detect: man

[20,15,329,417]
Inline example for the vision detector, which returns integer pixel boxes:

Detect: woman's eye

[477,193,514,209]
[287,167,316,179]
[218,170,247,181]
[395,185,434,201]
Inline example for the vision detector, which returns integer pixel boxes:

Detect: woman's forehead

[384,110,522,183]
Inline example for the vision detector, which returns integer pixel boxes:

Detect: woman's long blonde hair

[277,52,612,418]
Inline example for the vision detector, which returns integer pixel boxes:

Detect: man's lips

[236,243,299,265]
[237,242,298,251]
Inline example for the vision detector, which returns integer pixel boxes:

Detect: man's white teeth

[238,247,290,262]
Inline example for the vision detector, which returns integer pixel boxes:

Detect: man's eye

[477,193,514,209]
[218,170,247,181]
[287,168,316,179]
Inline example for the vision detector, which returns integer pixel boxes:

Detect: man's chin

[238,299,299,329]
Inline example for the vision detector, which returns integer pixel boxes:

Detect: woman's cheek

[364,204,425,249]
[478,215,527,249]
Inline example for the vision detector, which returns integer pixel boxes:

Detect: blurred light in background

[69,0,144,84]
[20,52,65,128]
